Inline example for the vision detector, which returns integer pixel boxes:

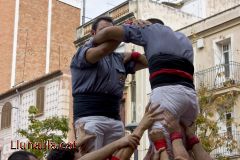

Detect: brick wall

[50,0,80,72]
[0,0,80,93]
[15,0,48,85]
[0,0,16,93]
[0,0,80,94]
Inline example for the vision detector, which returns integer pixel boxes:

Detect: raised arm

[112,103,162,160]
[93,26,124,45]
[161,110,191,160]
[86,40,121,64]
[184,124,213,160]
[93,25,146,46]
[149,129,170,160]
[123,52,148,71]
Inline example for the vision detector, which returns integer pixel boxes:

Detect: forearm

[172,139,190,160]
[113,147,134,160]
[79,141,118,160]
[134,54,148,71]
[160,150,170,160]
[113,126,145,160]
[86,41,120,64]
[93,26,124,45]
[192,143,212,160]
[133,125,146,138]
[151,151,160,160]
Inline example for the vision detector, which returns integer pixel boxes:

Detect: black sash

[149,53,195,90]
[73,93,121,122]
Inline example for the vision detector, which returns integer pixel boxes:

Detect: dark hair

[147,18,164,25]
[92,16,113,31]
[8,151,37,160]
[47,148,75,160]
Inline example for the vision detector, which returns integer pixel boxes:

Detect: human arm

[112,103,162,160]
[73,40,121,68]
[93,25,146,46]
[134,54,148,71]
[161,110,191,160]
[78,134,140,160]
[149,129,170,160]
[184,124,213,160]
[86,40,121,64]
[93,26,124,45]
[123,52,148,71]
[190,143,212,160]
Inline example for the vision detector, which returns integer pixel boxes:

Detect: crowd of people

[8,16,213,160]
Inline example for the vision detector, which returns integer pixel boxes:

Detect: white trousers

[75,116,124,151]
[149,85,199,158]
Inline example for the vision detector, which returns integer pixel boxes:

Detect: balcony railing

[211,131,240,158]
[194,61,240,90]
[75,1,130,47]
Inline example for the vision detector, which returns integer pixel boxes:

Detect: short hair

[47,148,75,160]
[147,18,164,25]
[92,16,113,31]
[8,151,37,160]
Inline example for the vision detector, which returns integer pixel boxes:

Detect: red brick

[0,0,16,93]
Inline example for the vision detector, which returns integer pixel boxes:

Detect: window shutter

[36,87,44,114]
[1,102,12,129]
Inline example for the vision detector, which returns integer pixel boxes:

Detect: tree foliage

[18,106,69,159]
[196,82,239,159]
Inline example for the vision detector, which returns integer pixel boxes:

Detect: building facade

[153,0,240,18]
[0,70,74,160]
[178,4,240,159]
[0,0,81,94]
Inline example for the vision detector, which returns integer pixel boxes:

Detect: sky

[84,0,126,22]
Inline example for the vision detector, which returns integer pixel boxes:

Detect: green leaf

[17,106,70,159]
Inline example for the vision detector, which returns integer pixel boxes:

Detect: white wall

[0,75,71,160]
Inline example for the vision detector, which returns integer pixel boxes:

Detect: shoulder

[175,31,187,38]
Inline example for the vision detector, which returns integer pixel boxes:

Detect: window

[36,87,45,115]
[223,44,230,78]
[214,38,231,87]
[226,112,232,135]
[1,102,12,129]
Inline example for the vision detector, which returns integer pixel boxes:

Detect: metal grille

[194,61,240,90]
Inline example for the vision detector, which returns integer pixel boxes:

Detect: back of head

[8,151,37,160]
[47,148,75,160]
[147,18,164,25]
[91,16,114,31]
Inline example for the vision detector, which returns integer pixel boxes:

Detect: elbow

[105,27,124,41]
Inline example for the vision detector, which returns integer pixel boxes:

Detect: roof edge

[0,70,64,100]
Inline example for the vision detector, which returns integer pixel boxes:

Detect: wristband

[170,132,183,143]
[111,156,120,160]
[131,52,141,60]
[153,139,167,151]
[187,136,200,150]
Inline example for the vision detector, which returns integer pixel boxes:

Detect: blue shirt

[71,40,136,121]
[70,40,135,98]
[122,24,193,63]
